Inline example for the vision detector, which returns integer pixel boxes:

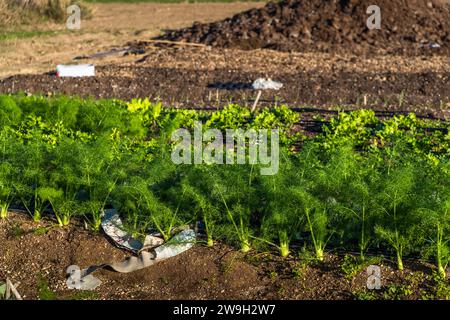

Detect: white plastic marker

[251,78,283,112]
[56,64,95,78]
[252,78,283,90]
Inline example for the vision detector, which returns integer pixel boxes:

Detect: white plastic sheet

[56,64,95,77]
[101,209,165,252]
[68,209,196,290]
[252,78,283,90]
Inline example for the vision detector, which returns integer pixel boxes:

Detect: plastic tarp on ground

[67,209,196,290]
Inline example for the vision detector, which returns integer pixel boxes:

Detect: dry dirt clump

[158,0,450,55]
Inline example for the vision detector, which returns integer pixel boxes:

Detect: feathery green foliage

[261,153,301,257]
[374,146,419,270]
[415,160,450,277]
[0,94,449,278]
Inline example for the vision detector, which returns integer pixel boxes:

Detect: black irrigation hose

[297,120,449,134]
[324,247,439,266]
[171,105,450,125]
[168,106,450,133]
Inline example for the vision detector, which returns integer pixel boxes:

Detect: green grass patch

[0,30,63,42]
[37,274,98,300]
[37,276,58,300]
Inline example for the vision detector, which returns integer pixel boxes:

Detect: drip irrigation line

[161,105,450,132]
[165,105,449,123]
[319,246,440,266]
[297,120,449,133]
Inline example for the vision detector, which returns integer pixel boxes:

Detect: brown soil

[0,211,444,300]
[158,0,450,55]
[1,47,449,120]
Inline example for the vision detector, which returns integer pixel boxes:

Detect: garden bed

[0,211,448,300]
[0,94,449,300]
[1,0,449,302]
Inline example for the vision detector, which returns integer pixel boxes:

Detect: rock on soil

[158,0,450,55]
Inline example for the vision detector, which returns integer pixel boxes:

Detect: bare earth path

[0,2,265,78]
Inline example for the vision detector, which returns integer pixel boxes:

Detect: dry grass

[6,0,71,10]
[0,0,85,28]
[0,2,19,27]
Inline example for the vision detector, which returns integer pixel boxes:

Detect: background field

[85,0,265,2]
[0,1,265,78]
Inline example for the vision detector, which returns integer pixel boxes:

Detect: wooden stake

[6,279,22,300]
[143,39,206,48]
[251,91,262,112]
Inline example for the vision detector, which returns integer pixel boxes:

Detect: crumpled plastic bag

[252,78,283,90]
[154,230,196,260]
[67,209,196,290]
[66,265,102,290]
[101,209,164,252]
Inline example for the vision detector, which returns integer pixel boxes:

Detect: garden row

[0,94,449,277]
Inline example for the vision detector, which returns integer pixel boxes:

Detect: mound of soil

[158,0,450,55]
